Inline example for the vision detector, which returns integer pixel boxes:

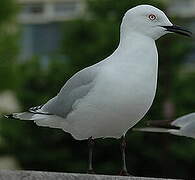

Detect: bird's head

[121,5,192,40]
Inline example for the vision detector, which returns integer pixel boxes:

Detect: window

[54,1,77,14]
[21,3,44,14]
[20,23,62,59]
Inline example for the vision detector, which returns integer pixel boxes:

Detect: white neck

[115,29,156,59]
[120,26,154,46]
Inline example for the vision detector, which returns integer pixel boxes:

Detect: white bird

[5,5,191,175]
[134,113,195,139]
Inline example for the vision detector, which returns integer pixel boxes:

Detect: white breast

[66,35,158,140]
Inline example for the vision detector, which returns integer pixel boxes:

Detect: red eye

[149,14,156,21]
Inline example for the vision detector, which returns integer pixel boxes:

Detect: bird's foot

[87,169,95,174]
[119,169,131,176]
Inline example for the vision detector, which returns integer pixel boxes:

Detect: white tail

[5,112,69,130]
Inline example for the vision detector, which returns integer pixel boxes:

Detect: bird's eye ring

[148,14,156,21]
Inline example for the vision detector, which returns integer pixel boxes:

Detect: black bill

[162,25,192,37]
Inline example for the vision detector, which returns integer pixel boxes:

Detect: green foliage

[0,0,19,90]
[0,0,17,24]
[173,71,195,115]
[16,57,73,108]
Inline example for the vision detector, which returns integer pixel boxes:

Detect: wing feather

[40,64,102,118]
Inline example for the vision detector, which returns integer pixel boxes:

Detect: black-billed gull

[5,5,192,175]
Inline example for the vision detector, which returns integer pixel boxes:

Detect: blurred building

[17,0,86,60]
[168,0,195,18]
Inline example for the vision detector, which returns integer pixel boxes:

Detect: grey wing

[179,119,195,138]
[40,64,101,118]
[172,113,195,127]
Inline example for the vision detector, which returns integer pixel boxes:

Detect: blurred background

[0,0,194,179]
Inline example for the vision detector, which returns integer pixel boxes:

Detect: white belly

[65,61,158,140]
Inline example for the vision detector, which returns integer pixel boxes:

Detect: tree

[0,0,19,90]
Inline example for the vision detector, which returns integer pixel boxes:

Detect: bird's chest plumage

[68,39,158,139]
[69,60,158,139]
[93,55,158,113]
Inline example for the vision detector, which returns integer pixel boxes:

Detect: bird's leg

[119,135,130,176]
[87,137,95,174]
